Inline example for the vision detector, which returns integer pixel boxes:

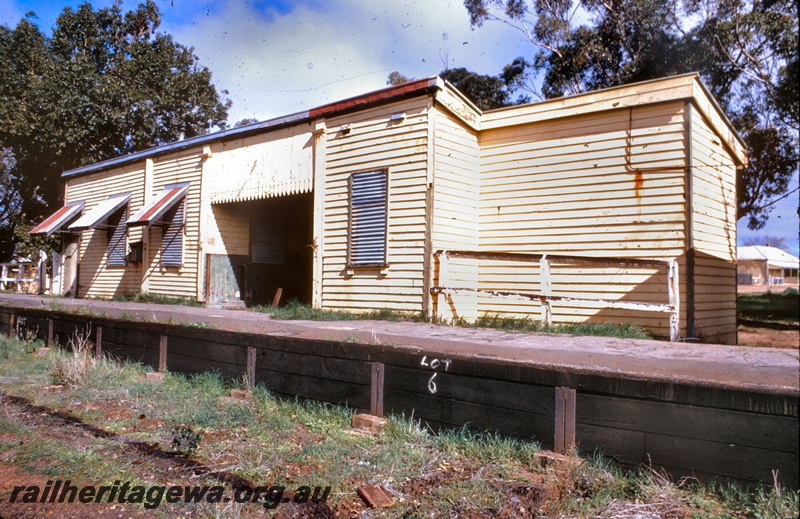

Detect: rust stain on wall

[634,170,644,202]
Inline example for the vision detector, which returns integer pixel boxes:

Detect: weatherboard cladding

[321,96,430,313]
[690,105,738,343]
[66,162,145,298]
[144,150,203,299]
[476,101,690,338]
[51,74,744,343]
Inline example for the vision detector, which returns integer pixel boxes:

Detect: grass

[469,314,654,339]
[738,288,800,324]
[253,300,654,340]
[110,291,203,307]
[252,299,425,322]
[0,334,795,518]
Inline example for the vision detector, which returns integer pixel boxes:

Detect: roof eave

[62,77,442,180]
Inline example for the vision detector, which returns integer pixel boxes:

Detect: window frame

[347,169,389,268]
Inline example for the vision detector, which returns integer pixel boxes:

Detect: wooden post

[15,264,24,293]
[158,335,167,373]
[8,311,14,337]
[38,251,47,295]
[271,288,283,307]
[47,319,54,347]
[436,252,450,320]
[668,259,680,342]
[95,326,102,358]
[246,347,257,387]
[540,256,552,326]
[554,387,576,454]
[1,263,7,291]
[370,362,385,418]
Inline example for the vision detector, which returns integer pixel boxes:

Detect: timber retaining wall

[0,307,796,488]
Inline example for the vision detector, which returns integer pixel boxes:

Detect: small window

[161,198,185,267]
[348,169,388,267]
[106,205,128,267]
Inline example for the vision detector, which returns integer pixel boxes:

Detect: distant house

[738,246,800,286]
[31,73,746,344]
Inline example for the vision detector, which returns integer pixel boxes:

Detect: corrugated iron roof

[62,77,443,180]
[69,193,131,231]
[127,184,189,227]
[30,201,85,236]
[738,246,800,269]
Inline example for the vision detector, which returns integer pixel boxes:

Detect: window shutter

[106,206,128,267]
[161,199,184,267]
[349,170,387,266]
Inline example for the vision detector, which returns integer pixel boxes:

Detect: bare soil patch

[738,325,799,349]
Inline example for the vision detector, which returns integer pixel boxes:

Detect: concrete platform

[1,293,796,395]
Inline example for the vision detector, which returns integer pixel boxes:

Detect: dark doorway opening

[244,193,313,306]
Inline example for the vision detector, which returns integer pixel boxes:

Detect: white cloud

[160,0,527,122]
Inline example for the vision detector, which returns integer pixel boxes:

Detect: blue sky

[1,0,797,255]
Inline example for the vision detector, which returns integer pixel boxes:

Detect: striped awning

[30,201,85,236]
[68,193,131,231]
[127,184,189,226]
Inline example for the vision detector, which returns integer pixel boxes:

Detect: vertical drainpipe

[684,100,695,338]
[422,93,436,318]
[197,145,213,303]
[312,120,327,310]
[142,157,154,294]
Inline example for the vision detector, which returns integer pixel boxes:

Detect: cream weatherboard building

[32,73,746,344]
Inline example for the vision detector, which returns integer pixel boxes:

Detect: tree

[440,67,531,110]
[386,61,530,111]
[744,235,791,252]
[0,1,231,258]
[464,0,798,229]
[387,71,414,85]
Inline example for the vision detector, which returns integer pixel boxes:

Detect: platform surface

[1,293,797,394]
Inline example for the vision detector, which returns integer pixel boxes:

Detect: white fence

[432,250,680,342]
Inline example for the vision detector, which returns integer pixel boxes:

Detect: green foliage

[0,333,797,517]
[471,313,654,339]
[111,291,202,307]
[0,1,231,257]
[253,299,425,322]
[738,290,800,324]
[169,424,202,457]
[463,0,798,229]
[439,67,529,110]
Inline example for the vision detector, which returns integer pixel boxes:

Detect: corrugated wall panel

[477,102,688,338]
[145,149,203,299]
[321,97,430,312]
[691,108,737,344]
[66,164,145,299]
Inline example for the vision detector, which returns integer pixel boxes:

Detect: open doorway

[206,193,313,307]
[245,193,313,306]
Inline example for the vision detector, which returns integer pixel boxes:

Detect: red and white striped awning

[68,193,131,231]
[127,184,189,226]
[29,201,85,236]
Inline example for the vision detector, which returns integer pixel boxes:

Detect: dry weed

[49,326,97,387]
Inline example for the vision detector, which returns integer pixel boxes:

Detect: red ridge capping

[308,77,439,119]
